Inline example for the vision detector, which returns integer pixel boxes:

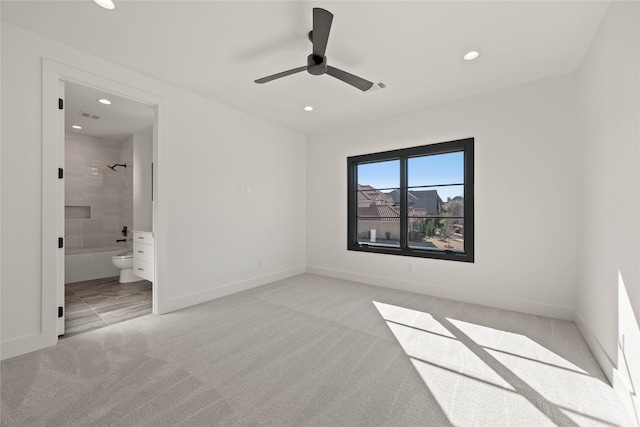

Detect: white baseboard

[574,312,616,384]
[307,265,575,321]
[576,312,639,426]
[1,332,57,361]
[159,266,307,314]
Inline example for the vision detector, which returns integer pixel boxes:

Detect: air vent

[367,81,387,93]
[79,111,101,120]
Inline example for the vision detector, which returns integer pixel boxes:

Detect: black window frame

[347,137,474,263]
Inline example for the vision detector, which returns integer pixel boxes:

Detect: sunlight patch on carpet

[373,301,628,426]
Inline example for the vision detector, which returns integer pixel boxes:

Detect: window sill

[348,244,474,263]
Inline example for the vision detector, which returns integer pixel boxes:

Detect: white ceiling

[65,80,154,141]
[2,1,609,136]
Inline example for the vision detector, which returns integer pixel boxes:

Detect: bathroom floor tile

[100,302,153,324]
[92,294,150,314]
[78,289,140,303]
[121,281,153,292]
[65,293,83,304]
[65,310,102,325]
[65,302,95,317]
[65,319,109,336]
[63,276,152,338]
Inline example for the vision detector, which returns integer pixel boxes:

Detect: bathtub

[65,246,132,284]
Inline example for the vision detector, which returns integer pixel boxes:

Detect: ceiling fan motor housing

[307,54,327,75]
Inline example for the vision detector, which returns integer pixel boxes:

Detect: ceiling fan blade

[326,66,374,91]
[312,8,333,58]
[255,66,307,84]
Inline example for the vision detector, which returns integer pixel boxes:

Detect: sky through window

[357,152,464,200]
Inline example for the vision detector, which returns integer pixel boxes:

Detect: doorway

[42,59,165,345]
[61,80,154,337]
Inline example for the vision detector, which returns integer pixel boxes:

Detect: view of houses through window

[348,139,473,262]
[357,152,465,251]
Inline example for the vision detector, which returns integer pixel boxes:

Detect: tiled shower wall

[65,133,133,253]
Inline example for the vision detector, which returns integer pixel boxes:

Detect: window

[347,138,474,262]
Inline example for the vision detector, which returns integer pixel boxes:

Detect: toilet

[111,251,137,283]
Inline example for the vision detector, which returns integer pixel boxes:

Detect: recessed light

[98,98,112,105]
[71,125,83,130]
[303,106,314,112]
[464,51,480,61]
[93,0,115,10]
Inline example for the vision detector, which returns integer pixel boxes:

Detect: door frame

[43,58,167,342]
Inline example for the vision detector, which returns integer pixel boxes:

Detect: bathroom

[63,81,154,336]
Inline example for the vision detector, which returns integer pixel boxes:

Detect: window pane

[408,185,464,217]
[409,219,465,252]
[356,186,400,247]
[357,220,400,247]
[408,152,464,187]
[358,160,399,190]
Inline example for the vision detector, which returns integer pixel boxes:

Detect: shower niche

[65,205,91,219]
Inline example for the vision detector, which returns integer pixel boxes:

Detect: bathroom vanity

[133,231,154,281]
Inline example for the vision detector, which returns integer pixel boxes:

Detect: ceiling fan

[254,8,374,92]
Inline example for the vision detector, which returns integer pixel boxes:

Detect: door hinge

[58,168,64,179]
[58,98,63,110]
[58,306,64,318]
[58,237,64,248]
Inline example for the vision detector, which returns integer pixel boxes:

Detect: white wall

[576,1,640,420]
[159,86,306,307]
[0,23,306,358]
[133,126,153,232]
[307,74,579,320]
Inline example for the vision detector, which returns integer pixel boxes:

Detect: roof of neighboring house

[408,189,443,215]
[388,189,418,205]
[410,189,444,201]
[357,184,394,204]
[385,189,444,215]
[358,204,400,221]
[358,205,429,221]
[409,207,428,217]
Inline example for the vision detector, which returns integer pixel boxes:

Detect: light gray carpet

[1,274,633,426]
